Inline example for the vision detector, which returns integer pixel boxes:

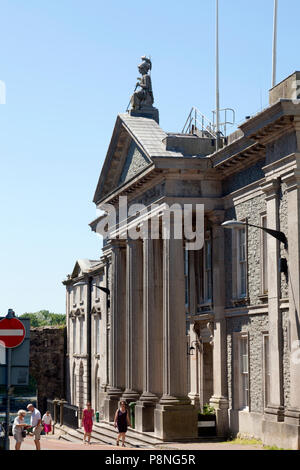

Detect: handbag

[21,430,27,438]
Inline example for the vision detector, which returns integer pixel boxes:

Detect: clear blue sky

[0,0,299,315]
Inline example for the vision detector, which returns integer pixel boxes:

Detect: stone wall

[30,327,66,413]
[226,314,269,412]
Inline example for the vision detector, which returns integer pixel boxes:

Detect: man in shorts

[27,403,42,450]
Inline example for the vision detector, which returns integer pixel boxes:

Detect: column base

[154,403,198,441]
[264,405,285,422]
[209,396,229,438]
[103,389,122,421]
[262,417,300,450]
[135,400,157,433]
[285,408,300,425]
[121,389,140,404]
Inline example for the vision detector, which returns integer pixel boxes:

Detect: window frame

[72,318,77,355]
[239,334,250,411]
[196,230,213,308]
[237,227,247,299]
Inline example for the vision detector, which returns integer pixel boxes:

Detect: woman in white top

[12,410,29,450]
[42,411,53,435]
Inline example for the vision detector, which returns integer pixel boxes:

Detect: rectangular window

[95,317,100,354]
[239,335,249,410]
[73,287,77,305]
[94,278,100,300]
[237,228,247,298]
[195,232,213,307]
[204,239,212,302]
[80,319,84,355]
[73,320,76,354]
[261,215,268,295]
[263,334,270,408]
[79,285,84,303]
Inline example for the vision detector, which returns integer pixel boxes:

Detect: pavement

[8,434,264,451]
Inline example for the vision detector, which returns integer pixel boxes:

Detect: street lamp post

[222,219,288,250]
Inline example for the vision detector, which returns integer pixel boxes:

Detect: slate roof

[120,113,184,158]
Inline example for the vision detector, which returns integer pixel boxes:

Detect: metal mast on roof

[272,0,278,88]
[216,0,220,151]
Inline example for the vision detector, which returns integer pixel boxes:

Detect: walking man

[27,403,42,450]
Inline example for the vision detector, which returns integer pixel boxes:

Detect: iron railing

[63,403,79,430]
[46,399,78,429]
[182,107,217,138]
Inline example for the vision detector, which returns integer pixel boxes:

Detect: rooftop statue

[130,56,154,110]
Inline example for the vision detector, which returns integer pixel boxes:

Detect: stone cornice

[260,179,280,200]
[240,100,300,144]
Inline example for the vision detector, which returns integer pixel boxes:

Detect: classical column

[282,172,300,437]
[208,211,229,437]
[122,239,143,402]
[154,226,197,440]
[103,241,126,421]
[135,237,163,432]
[261,180,284,423]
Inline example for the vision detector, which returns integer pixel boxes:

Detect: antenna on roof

[272,0,278,88]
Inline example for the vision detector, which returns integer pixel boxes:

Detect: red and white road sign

[0,317,25,348]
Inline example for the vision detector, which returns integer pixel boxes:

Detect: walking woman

[81,402,94,445]
[12,410,29,451]
[42,410,53,436]
[114,401,131,447]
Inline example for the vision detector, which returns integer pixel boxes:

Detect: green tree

[19,310,66,327]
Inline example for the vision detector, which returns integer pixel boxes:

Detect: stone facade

[30,327,66,413]
[64,72,300,448]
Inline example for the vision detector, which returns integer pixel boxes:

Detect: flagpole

[272,0,278,88]
[216,0,220,151]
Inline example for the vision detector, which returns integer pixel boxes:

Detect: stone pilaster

[135,237,163,432]
[103,241,126,421]
[122,239,143,402]
[282,171,300,435]
[208,211,229,438]
[154,225,197,440]
[261,180,284,422]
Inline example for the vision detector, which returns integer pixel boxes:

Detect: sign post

[0,309,26,450]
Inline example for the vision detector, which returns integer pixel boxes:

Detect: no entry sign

[0,317,25,348]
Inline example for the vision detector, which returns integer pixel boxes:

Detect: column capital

[126,237,143,247]
[110,239,126,250]
[207,210,225,225]
[281,170,300,192]
[260,179,280,199]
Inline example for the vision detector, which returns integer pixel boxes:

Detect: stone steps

[58,422,223,449]
[93,422,163,448]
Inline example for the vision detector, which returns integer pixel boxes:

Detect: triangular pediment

[70,259,100,279]
[93,115,155,204]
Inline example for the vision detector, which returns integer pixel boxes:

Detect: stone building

[64,69,300,449]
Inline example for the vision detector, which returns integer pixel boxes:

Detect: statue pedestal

[129,107,159,124]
